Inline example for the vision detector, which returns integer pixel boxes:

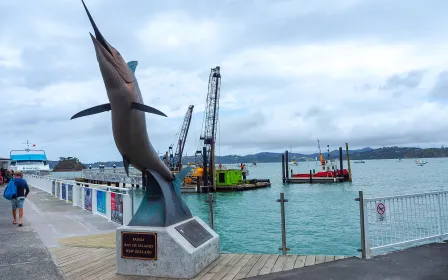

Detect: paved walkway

[0,185,65,280]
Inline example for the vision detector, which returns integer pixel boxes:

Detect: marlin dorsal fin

[127,61,138,73]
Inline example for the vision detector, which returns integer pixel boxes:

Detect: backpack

[3,178,17,200]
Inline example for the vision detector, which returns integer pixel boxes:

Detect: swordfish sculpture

[71,0,193,227]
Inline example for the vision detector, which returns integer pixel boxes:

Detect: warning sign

[376,202,386,222]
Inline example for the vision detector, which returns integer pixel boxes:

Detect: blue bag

[3,178,17,200]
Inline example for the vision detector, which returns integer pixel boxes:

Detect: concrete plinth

[116,216,220,278]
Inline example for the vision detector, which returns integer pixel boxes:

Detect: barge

[183,165,271,192]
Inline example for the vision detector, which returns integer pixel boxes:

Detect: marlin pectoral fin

[70,103,111,120]
[127,61,138,73]
[130,102,167,117]
[123,156,130,176]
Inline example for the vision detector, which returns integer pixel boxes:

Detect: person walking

[11,171,30,226]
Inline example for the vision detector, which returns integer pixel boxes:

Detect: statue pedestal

[116,217,220,278]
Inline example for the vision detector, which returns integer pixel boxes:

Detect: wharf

[1,185,349,280]
[2,185,448,280]
[186,181,271,193]
[286,177,345,184]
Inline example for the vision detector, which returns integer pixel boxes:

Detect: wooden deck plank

[293,256,306,268]
[51,246,352,280]
[221,254,253,280]
[61,249,115,271]
[258,255,279,275]
[233,255,262,280]
[200,254,237,280]
[57,248,108,266]
[271,255,287,273]
[282,255,297,271]
[210,254,244,280]
[71,254,116,280]
[191,255,226,280]
[245,254,270,278]
[304,255,316,266]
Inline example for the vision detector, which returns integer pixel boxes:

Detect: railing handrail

[364,190,448,202]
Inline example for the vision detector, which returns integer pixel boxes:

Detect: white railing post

[436,193,443,242]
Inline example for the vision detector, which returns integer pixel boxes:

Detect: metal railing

[357,190,448,258]
[24,174,133,226]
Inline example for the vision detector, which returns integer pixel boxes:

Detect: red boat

[290,141,350,182]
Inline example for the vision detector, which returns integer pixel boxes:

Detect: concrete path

[24,186,118,247]
[250,242,448,280]
[0,185,66,280]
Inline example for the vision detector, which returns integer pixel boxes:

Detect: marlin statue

[71,0,193,227]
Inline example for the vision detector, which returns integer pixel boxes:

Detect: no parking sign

[376,202,386,222]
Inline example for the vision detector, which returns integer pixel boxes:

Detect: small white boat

[415,159,427,165]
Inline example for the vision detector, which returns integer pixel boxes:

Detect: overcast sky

[1,0,448,162]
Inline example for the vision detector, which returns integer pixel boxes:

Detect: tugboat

[9,141,50,175]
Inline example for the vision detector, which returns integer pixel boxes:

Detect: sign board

[121,232,157,260]
[376,202,386,222]
[175,219,213,248]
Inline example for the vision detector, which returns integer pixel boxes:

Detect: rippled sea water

[132,158,448,256]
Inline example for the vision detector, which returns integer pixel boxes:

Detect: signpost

[376,202,386,222]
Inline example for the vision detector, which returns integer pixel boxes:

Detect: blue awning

[10,154,47,161]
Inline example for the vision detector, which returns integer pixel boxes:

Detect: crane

[167,105,194,171]
[196,66,221,188]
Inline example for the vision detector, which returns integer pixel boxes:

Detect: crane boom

[168,105,194,171]
[197,66,221,187]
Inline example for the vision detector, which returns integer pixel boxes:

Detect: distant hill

[76,146,448,167]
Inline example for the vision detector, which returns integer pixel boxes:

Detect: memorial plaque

[175,219,213,248]
[121,232,157,260]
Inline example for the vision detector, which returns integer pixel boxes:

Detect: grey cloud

[428,71,448,101]
[380,70,425,91]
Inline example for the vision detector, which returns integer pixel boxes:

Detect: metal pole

[345,143,352,182]
[356,191,367,259]
[281,154,285,183]
[206,193,214,229]
[130,188,134,216]
[277,192,290,255]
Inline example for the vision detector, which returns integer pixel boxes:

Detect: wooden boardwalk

[50,232,351,280]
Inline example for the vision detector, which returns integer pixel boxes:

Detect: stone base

[116,216,220,278]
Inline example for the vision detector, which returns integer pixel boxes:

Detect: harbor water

[49,158,448,256]
[130,158,448,256]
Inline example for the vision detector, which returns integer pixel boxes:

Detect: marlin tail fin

[173,167,193,196]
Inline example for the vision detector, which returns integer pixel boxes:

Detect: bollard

[277,192,290,255]
[205,193,215,229]
[309,170,313,184]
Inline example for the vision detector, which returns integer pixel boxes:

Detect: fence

[357,190,448,259]
[25,174,133,226]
